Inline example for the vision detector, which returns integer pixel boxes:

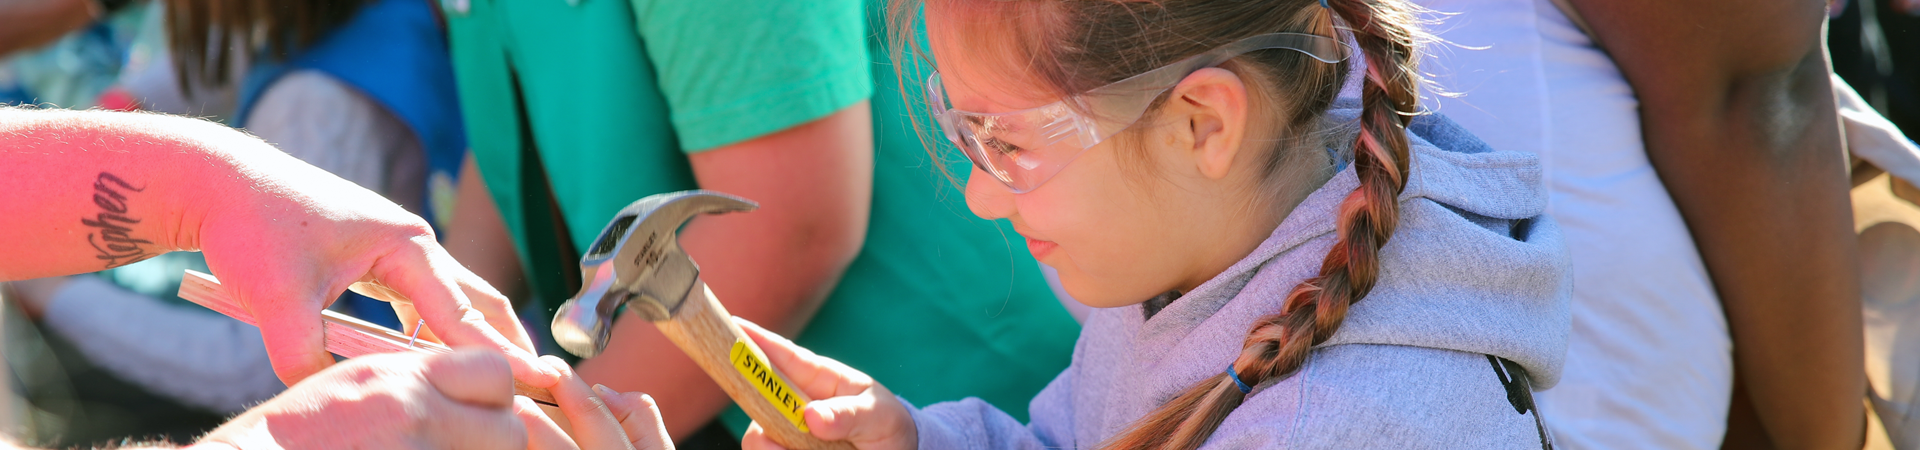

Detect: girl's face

[927,14,1298,308]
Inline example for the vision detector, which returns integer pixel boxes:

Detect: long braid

[1099,1,1423,449]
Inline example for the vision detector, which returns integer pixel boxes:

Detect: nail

[592,384,617,399]
[406,319,426,348]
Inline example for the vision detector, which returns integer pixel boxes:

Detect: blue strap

[1320,0,1330,8]
[1227,364,1253,394]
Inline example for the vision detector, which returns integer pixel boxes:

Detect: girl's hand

[519,356,674,450]
[734,318,916,450]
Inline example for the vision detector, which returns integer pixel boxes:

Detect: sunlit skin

[0,107,668,449]
[927,10,1325,308]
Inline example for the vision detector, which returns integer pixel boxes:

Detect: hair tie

[1319,0,1330,8]
[1226,364,1254,394]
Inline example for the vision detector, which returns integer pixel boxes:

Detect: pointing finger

[372,237,559,386]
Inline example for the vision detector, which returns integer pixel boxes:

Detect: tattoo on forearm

[82,172,154,268]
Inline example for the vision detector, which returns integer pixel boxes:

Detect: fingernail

[592,384,617,399]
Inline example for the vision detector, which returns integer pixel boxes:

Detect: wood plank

[177,270,556,405]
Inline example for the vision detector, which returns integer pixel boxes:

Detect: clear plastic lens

[927,32,1349,194]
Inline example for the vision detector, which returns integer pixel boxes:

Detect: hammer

[550,191,852,450]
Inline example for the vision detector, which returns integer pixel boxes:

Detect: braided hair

[890,0,1426,448]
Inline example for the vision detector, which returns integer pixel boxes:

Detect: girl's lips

[1025,236,1059,258]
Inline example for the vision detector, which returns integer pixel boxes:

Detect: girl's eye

[983,137,1024,155]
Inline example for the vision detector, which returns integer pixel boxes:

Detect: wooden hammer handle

[176,270,557,405]
[655,280,855,450]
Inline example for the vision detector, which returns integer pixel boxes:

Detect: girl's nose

[964,165,1017,220]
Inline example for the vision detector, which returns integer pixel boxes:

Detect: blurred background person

[1406,0,1861,448]
[1832,0,1920,141]
[435,0,1079,448]
[1535,0,1860,448]
[0,0,145,108]
[1832,0,1920,447]
[2,0,468,446]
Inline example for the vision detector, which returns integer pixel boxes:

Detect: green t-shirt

[443,0,1080,432]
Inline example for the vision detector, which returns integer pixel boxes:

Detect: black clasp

[1487,355,1553,450]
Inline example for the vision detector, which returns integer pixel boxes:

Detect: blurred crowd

[0,0,1918,449]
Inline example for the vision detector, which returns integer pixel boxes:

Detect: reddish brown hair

[164,0,373,93]
[890,1,1425,448]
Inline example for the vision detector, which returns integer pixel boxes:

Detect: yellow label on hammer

[730,340,809,432]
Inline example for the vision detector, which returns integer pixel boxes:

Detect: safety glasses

[927,32,1350,193]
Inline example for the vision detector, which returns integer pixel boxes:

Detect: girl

[733,0,1569,448]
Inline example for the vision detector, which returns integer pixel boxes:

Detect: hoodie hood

[1126,105,1571,389]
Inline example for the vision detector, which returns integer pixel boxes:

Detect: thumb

[739,422,791,450]
[802,392,901,444]
[421,349,515,409]
[248,287,335,385]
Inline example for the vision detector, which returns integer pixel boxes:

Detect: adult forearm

[1644,49,1864,449]
[0,108,258,280]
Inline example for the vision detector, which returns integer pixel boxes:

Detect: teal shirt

[443,0,1079,433]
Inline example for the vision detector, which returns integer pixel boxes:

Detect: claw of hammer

[550,190,757,358]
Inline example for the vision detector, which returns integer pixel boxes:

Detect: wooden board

[176,270,556,405]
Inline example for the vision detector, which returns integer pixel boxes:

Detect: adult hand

[193,350,529,449]
[518,356,675,450]
[734,319,914,450]
[0,108,560,389]
[183,120,556,388]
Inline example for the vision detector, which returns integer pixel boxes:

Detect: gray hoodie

[904,109,1572,449]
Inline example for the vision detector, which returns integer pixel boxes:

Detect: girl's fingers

[800,397,861,442]
[542,356,637,450]
[739,423,791,450]
[370,239,559,387]
[596,386,672,450]
[733,317,870,399]
[517,395,582,450]
[802,393,904,443]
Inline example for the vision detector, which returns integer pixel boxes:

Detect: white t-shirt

[1410,0,1733,448]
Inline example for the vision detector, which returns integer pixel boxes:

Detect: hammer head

[550,190,757,358]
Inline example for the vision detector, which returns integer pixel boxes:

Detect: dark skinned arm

[0,0,93,57]
[1565,1,1864,448]
[445,157,530,306]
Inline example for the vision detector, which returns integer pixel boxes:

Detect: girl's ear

[1169,68,1252,180]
